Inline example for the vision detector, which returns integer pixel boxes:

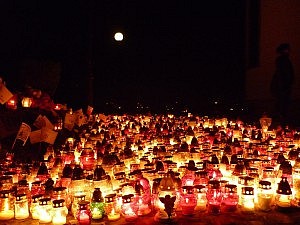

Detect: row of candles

[0,113,300,224]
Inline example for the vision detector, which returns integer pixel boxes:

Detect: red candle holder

[121,194,138,222]
[180,186,197,215]
[222,184,238,212]
[206,180,222,214]
[76,201,92,225]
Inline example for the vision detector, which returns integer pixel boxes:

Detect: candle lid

[17,179,29,187]
[92,188,104,202]
[74,195,86,201]
[0,175,13,183]
[238,176,254,186]
[53,186,67,194]
[220,180,229,186]
[225,184,237,193]
[114,172,126,179]
[16,193,27,201]
[32,180,42,186]
[277,177,292,195]
[0,190,12,198]
[93,165,106,181]
[72,164,84,180]
[62,164,73,178]
[259,180,272,190]
[242,187,254,195]
[194,185,206,193]
[221,155,229,164]
[32,194,44,203]
[37,162,49,175]
[195,171,208,178]
[39,197,51,205]
[105,193,116,203]
[122,194,134,203]
[53,199,65,208]
[208,180,220,189]
[182,186,194,194]
[78,200,90,210]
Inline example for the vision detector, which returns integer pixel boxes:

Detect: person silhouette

[270,43,294,123]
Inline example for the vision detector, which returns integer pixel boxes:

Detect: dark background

[0,1,249,114]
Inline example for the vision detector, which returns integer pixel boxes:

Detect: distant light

[114,32,124,41]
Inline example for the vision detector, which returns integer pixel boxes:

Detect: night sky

[0,1,247,113]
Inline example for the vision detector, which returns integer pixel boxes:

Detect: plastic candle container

[30,180,45,196]
[52,187,70,209]
[52,199,68,225]
[194,185,207,212]
[38,197,52,223]
[222,184,238,212]
[240,187,255,213]
[30,194,43,219]
[275,177,292,210]
[257,180,273,211]
[121,194,138,222]
[0,190,14,220]
[76,200,92,225]
[15,194,29,219]
[180,186,197,215]
[80,148,96,171]
[71,195,86,217]
[206,180,222,214]
[105,193,121,221]
[90,188,105,220]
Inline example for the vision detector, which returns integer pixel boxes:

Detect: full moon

[114,32,124,41]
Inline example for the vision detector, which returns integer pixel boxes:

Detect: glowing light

[114,32,124,41]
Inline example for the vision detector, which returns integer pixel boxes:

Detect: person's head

[276,43,290,55]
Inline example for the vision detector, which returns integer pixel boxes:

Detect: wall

[246,0,300,104]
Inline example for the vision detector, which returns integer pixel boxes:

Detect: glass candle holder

[69,179,88,204]
[52,199,68,225]
[0,190,14,220]
[36,162,50,183]
[90,188,105,220]
[206,180,222,215]
[105,194,120,221]
[31,180,45,196]
[0,176,13,191]
[293,168,300,206]
[71,195,86,217]
[52,187,70,209]
[237,176,255,205]
[194,185,207,212]
[17,180,31,203]
[80,148,96,171]
[257,180,273,211]
[30,194,43,219]
[181,168,196,186]
[222,184,238,212]
[194,171,209,186]
[121,194,138,222]
[76,200,92,225]
[38,197,52,223]
[15,194,29,219]
[240,187,255,213]
[275,177,292,209]
[136,193,152,216]
[180,186,197,215]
